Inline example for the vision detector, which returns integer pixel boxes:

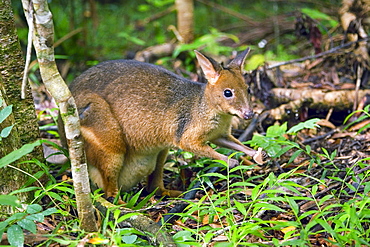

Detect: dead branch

[134,43,176,62]
[136,5,176,27]
[266,37,370,70]
[269,88,370,120]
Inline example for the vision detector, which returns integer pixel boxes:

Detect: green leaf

[117,212,141,223]
[305,145,311,154]
[202,172,227,180]
[288,150,303,164]
[117,32,145,46]
[53,185,75,194]
[26,204,42,214]
[311,184,318,196]
[318,195,333,206]
[0,195,21,207]
[26,213,44,222]
[251,184,262,201]
[287,118,320,134]
[126,189,143,209]
[134,189,157,210]
[173,230,196,244]
[253,202,286,212]
[234,200,247,216]
[7,224,24,247]
[245,54,265,71]
[44,191,64,202]
[182,151,194,159]
[121,234,138,244]
[287,197,299,215]
[0,140,42,168]
[299,210,318,221]
[0,105,13,124]
[17,218,37,234]
[315,218,337,239]
[1,125,13,138]
[230,181,256,188]
[321,147,330,158]
[6,212,27,222]
[301,8,338,28]
[266,122,288,137]
[10,186,40,195]
[0,221,9,233]
[41,207,58,216]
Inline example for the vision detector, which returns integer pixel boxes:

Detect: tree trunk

[175,0,194,43]
[21,0,98,232]
[0,0,43,209]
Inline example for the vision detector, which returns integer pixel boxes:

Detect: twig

[354,65,362,111]
[140,5,176,26]
[238,113,259,142]
[301,129,338,145]
[53,27,83,48]
[266,37,370,70]
[196,0,257,25]
[355,165,370,175]
[21,1,34,99]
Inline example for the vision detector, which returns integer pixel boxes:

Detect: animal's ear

[227,47,250,71]
[195,50,222,85]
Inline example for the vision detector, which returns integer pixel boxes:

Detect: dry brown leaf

[331,132,357,139]
[174,220,187,227]
[212,235,229,241]
[349,119,370,131]
[253,147,265,165]
[340,83,356,89]
[290,81,314,88]
[209,223,223,229]
[316,119,336,129]
[281,225,296,234]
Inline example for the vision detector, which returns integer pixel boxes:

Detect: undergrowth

[1,108,370,246]
[170,117,370,246]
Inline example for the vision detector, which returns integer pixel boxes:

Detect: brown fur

[62,49,258,200]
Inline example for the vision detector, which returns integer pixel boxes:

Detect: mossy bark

[0,0,43,211]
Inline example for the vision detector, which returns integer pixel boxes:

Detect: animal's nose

[243,110,254,120]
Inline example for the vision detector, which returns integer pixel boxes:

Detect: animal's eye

[224,89,233,98]
[247,87,251,94]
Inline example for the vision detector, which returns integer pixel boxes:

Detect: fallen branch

[266,37,370,70]
[269,88,370,120]
[134,43,176,62]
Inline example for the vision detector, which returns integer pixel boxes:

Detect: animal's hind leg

[77,93,126,202]
[147,149,183,197]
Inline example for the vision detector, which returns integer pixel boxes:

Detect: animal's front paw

[253,147,268,165]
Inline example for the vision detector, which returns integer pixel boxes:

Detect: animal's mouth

[243,110,254,120]
[235,110,254,120]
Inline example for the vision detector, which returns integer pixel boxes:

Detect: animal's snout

[243,110,254,120]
